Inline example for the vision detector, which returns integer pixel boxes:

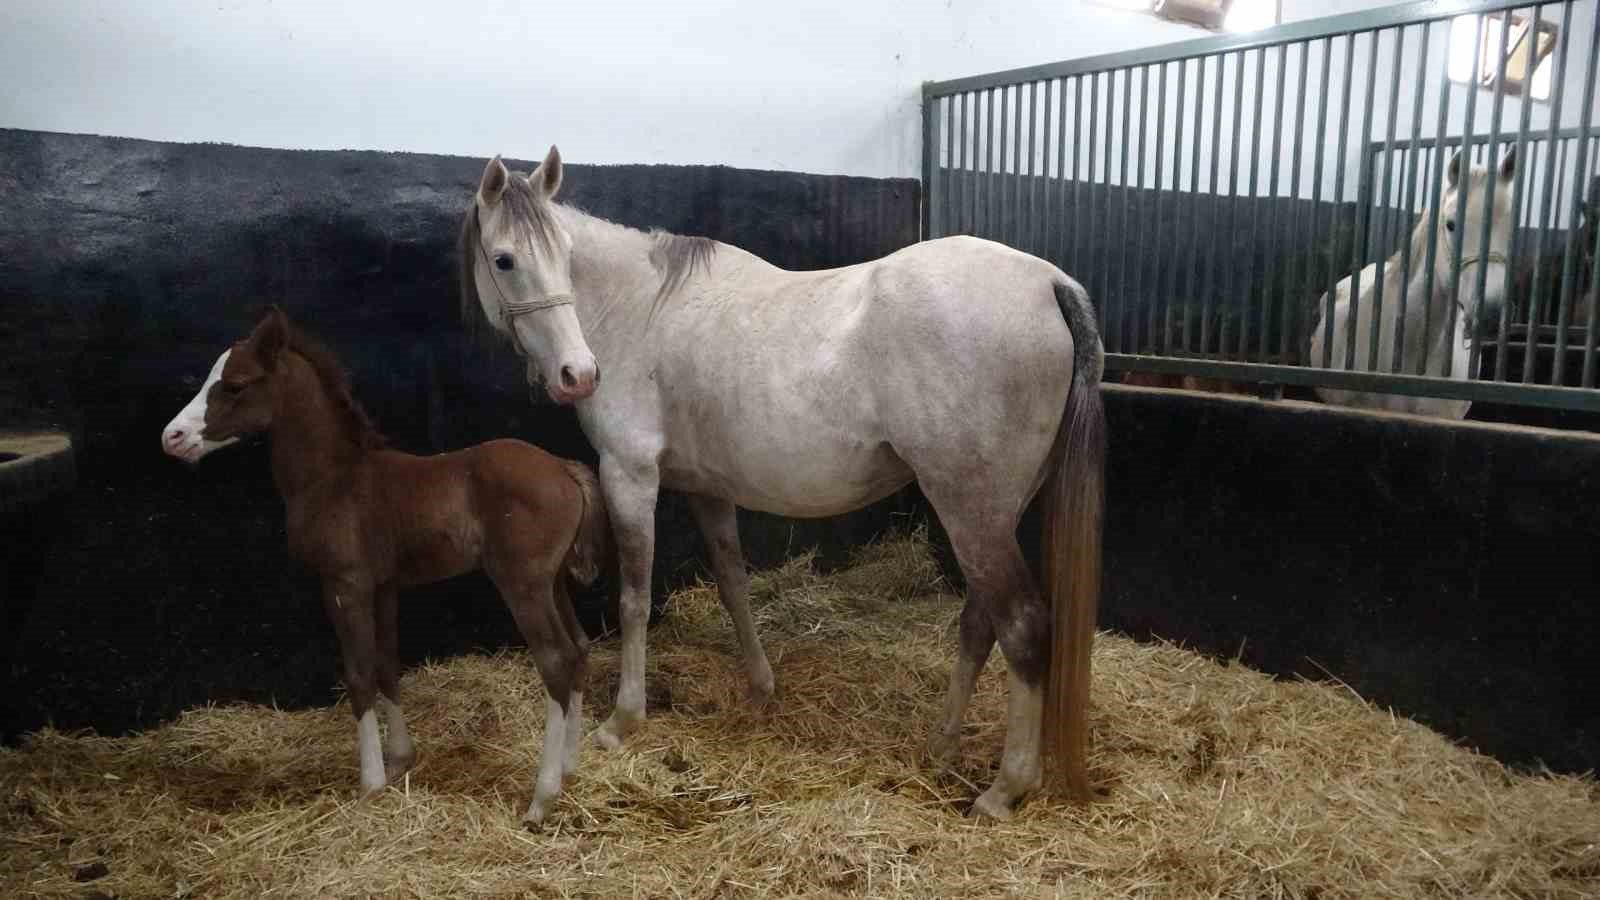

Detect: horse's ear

[530,145,563,199]
[1447,150,1462,188]
[253,306,290,372]
[479,156,509,207]
[1499,145,1517,180]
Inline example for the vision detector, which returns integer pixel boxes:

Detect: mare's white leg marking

[929,652,984,765]
[382,698,415,780]
[160,350,240,463]
[524,696,567,826]
[357,709,386,797]
[561,690,583,780]
[972,673,1043,819]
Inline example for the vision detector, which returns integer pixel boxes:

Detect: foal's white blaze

[161,350,240,463]
[357,708,386,796]
[524,696,567,825]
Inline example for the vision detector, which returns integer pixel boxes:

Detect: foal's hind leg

[374,584,415,782]
[554,581,589,781]
[496,575,581,827]
[688,495,775,705]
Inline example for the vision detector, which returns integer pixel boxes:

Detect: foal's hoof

[522,801,554,830]
[384,753,416,783]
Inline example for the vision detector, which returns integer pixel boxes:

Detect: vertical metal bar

[1151,63,1168,354]
[1023,80,1036,254]
[1281,43,1310,362]
[942,95,955,240]
[1200,53,1225,356]
[1056,78,1069,269]
[1042,78,1057,265]
[1343,30,1379,372]
[1012,82,1025,249]
[1525,1,1576,385]
[1393,21,1434,373]
[1317,36,1353,370]
[1219,52,1245,358]
[1469,10,1514,380]
[1116,68,1133,352]
[1184,57,1207,354]
[1087,73,1101,318]
[1576,9,1600,386]
[1241,48,1266,361]
[1168,59,1189,356]
[998,84,1011,246]
[1131,66,1149,352]
[922,93,938,239]
[1301,37,1333,368]
[1102,70,1117,335]
[1497,8,1539,381]
[1262,46,1287,363]
[1369,28,1406,374]
[1441,14,1484,383]
[1418,16,1463,377]
[954,92,966,234]
[1069,77,1083,272]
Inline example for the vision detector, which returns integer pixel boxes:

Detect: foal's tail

[561,461,613,588]
[1043,276,1106,803]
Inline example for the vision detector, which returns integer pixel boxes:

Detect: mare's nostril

[168,430,184,444]
[560,365,578,389]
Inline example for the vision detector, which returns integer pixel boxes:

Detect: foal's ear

[530,145,563,199]
[1498,145,1517,180]
[253,306,290,372]
[1447,150,1463,188]
[479,155,510,207]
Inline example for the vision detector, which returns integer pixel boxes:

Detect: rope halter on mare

[473,206,574,354]
[1450,250,1510,348]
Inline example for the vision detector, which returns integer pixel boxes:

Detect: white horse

[459,148,1105,817]
[1309,150,1516,419]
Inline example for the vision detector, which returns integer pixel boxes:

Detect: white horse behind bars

[457,147,1106,818]
[1309,150,1516,419]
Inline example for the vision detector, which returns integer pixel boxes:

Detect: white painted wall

[2,0,1594,197]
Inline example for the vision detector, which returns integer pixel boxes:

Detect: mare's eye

[1445,219,1456,233]
[494,254,514,272]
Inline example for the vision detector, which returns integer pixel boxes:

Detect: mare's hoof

[926,731,960,769]
[384,755,415,783]
[594,712,639,750]
[969,789,1016,821]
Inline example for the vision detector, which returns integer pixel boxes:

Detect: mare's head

[1435,148,1517,330]
[460,146,599,405]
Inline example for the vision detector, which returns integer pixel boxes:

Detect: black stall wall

[0,128,921,739]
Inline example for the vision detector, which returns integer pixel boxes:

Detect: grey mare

[1309,150,1516,419]
[459,148,1106,817]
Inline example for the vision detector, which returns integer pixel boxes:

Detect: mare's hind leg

[322,578,386,798]
[687,495,775,705]
[927,596,995,767]
[923,503,1049,820]
[374,584,415,782]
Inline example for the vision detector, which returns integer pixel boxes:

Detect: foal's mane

[280,320,386,451]
[457,170,717,344]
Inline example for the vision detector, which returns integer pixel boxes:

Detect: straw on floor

[3,530,1597,898]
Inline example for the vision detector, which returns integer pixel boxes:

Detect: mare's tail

[1042,275,1106,803]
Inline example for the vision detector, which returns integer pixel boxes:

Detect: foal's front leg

[594,455,660,750]
[323,578,385,797]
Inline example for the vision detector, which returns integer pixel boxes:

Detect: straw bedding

[4,531,1597,898]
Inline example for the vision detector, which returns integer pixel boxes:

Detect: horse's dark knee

[958,598,996,661]
[992,595,1051,686]
[342,657,381,717]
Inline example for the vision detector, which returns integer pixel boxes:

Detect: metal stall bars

[923,0,1600,413]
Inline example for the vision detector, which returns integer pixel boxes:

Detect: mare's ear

[252,305,290,372]
[530,145,563,199]
[479,155,509,207]
[1447,150,1463,188]
[1499,145,1517,180]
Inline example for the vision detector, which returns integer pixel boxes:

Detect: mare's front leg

[594,454,660,750]
[687,495,774,705]
[374,584,415,782]
[323,577,385,798]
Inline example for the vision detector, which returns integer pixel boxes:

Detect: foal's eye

[1445,219,1456,233]
[494,254,514,272]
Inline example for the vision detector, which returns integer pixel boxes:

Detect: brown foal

[163,307,609,825]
